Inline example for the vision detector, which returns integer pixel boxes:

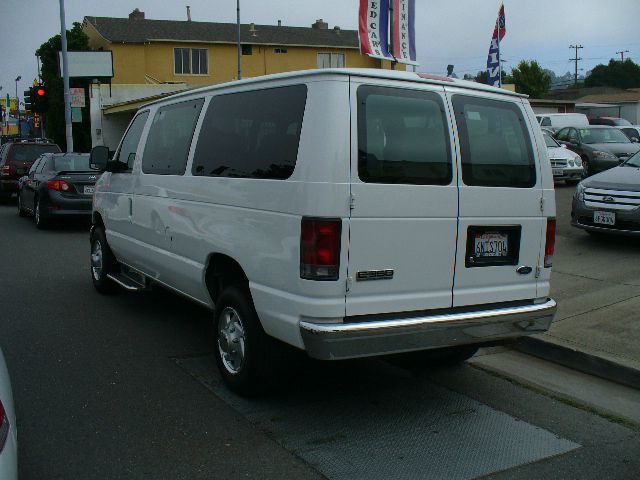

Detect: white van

[536,113,589,131]
[88,69,557,395]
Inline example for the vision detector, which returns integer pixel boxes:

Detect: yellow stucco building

[83,9,402,87]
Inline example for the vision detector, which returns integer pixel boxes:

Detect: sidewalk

[514,233,640,390]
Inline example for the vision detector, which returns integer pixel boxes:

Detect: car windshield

[8,144,60,162]
[579,128,630,144]
[543,133,559,148]
[625,150,640,168]
[53,154,92,171]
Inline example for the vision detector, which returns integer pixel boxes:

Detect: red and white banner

[359,0,393,60]
[391,0,417,65]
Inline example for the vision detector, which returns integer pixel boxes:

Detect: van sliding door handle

[128,197,133,216]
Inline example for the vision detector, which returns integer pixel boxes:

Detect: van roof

[143,68,526,108]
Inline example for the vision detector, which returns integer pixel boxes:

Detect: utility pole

[236,0,242,80]
[615,50,629,61]
[569,44,583,88]
[58,0,73,152]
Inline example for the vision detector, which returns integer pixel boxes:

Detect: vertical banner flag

[487,4,506,87]
[359,0,393,61]
[391,0,417,65]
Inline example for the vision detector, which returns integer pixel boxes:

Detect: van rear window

[357,86,452,185]
[452,96,535,188]
[8,144,60,163]
[192,85,307,180]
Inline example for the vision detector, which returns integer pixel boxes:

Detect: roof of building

[577,91,640,104]
[84,16,360,49]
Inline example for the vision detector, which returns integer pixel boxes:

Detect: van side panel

[141,79,351,348]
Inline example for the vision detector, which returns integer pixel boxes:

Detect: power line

[615,49,630,61]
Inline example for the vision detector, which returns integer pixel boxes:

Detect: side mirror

[89,145,109,171]
[561,144,567,149]
[632,137,639,143]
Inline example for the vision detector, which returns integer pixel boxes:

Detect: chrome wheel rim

[91,240,103,281]
[217,307,246,375]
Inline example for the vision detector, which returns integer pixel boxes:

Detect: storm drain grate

[175,354,579,480]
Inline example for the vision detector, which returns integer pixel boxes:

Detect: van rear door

[345,79,458,317]
[447,90,544,307]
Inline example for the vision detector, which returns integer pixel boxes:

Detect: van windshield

[357,86,452,185]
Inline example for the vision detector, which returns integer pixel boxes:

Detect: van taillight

[544,218,556,268]
[300,218,341,280]
[0,165,11,176]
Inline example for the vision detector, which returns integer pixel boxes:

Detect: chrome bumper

[300,299,556,360]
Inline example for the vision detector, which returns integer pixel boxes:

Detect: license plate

[84,185,95,195]
[552,168,564,176]
[594,211,615,225]
[474,232,509,258]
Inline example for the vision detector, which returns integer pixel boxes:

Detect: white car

[0,348,17,480]
[88,69,557,395]
[616,125,640,144]
[542,130,583,184]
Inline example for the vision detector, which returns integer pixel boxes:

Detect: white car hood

[547,146,577,160]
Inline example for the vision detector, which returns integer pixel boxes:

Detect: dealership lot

[0,186,639,479]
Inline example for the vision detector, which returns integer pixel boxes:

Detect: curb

[514,336,640,391]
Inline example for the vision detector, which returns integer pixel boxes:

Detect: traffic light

[23,88,34,112]
[33,85,49,113]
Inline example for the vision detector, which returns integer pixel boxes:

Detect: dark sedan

[17,153,103,228]
[554,126,640,176]
[572,150,640,236]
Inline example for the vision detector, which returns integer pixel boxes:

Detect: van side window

[452,96,535,188]
[357,86,452,185]
[114,112,149,171]
[142,99,204,175]
[192,85,307,179]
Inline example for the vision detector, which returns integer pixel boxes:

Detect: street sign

[71,107,82,123]
[70,88,85,107]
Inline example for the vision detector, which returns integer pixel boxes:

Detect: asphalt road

[0,191,639,480]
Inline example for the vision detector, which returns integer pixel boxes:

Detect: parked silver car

[572,150,640,235]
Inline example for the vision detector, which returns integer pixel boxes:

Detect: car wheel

[17,192,28,217]
[34,198,48,229]
[90,226,118,294]
[213,286,278,396]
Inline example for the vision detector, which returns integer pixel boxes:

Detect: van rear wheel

[213,286,278,396]
[90,226,118,294]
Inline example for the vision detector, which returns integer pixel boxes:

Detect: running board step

[107,272,146,291]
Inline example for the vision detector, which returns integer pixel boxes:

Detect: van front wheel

[214,286,277,396]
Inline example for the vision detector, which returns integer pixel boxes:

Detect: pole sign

[359,0,393,61]
[70,88,85,108]
[391,0,417,65]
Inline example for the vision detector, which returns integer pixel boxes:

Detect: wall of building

[575,103,640,124]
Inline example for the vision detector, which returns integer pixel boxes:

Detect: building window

[242,44,252,55]
[274,48,288,54]
[174,48,208,75]
[317,53,345,68]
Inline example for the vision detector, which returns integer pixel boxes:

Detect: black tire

[90,226,118,294]
[389,345,480,370]
[17,192,28,217]
[213,286,279,396]
[34,198,48,229]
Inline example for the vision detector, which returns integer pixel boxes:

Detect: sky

[1,0,639,105]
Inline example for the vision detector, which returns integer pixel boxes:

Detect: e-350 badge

[356,269,394,281]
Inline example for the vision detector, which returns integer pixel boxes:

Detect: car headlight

[592,150,617,160]
[568,159,575,167]
[573,155,582,167]
[575,182,586,202]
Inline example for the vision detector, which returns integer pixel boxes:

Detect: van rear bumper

[300,298,556,360]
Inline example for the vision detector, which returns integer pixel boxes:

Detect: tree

[467,69,511,85]
[585,59,640,89]
[510,60,552,98]
[35,22,91,152]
